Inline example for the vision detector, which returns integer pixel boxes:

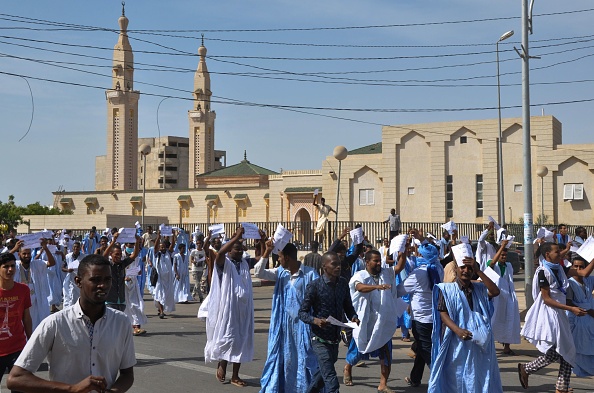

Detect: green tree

[0,195,24,231]
[0,195,72,232]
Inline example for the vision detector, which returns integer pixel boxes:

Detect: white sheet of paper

[350,227,364,246]
[576,236,594,263]
[488,216,501,230]
[536,227,546,239]
[452,243,474,266]
[460,236,470,244]
[326,315,358,329]
[208,224,225,236]
[570,245,580,253]
[426,232,437,240]
[47,245,58,254]
[313,188,319,196]
[134,221,140,229]
[273,224,293,253]
[563,259,573,268]
[242,223,261,239]
[505,235,515,249]
[441,220,457,234]
[17,232,45,250]
[482,266,501,283]
[68,260,80,270]
[126,266,141,276]
[118,228,137,243]
[389,234,408,255]
[159,224,173,237]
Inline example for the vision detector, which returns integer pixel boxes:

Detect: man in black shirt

[299,252,359,393]
[102,232,141,312]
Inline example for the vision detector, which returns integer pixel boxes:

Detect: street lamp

[333,145,348,240]
[496,29,514,226]
[156,97,170,189]
[536,165,548,225]
[139,144,151,228]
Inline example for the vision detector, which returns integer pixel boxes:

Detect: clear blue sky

[2,0,593,205]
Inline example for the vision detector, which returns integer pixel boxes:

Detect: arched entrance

[294,208,312,249]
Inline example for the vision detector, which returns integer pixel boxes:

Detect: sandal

[230,379,247,387]
[404,377,420,387]
[377,387,395,393]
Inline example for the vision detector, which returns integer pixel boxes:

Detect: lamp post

[156,97,169,189]
[139,144,151,228]
[536,165,548,224]
[496,30,514,226]
[333,146,348,240]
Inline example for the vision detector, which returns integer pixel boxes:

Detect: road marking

[135,353,259,380]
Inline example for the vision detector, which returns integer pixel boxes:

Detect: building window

[132,206,141,216]
[514,184,522,192]
[157,153,178,159]
[181,208,190,218]
[446,175,453,219]
[408,187,415,195]
[86,207,95,215]
[158,179,178,184]
[157,166,178,171]
[359,189,375,206]
[460,136,468,144]
[237,207,247,218]
[563,183,584,200]
[476,174,484,217]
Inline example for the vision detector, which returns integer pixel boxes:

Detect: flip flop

[230,379,247,387]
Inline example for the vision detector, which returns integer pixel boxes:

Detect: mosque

[24,6,594,236]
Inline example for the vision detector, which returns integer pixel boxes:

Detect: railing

[50,221,594,250]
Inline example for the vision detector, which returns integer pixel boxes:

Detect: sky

[1,0,594,206]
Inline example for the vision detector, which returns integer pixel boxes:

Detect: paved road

[3,273,594,392]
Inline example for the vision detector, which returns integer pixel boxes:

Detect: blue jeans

[308,338,339,393]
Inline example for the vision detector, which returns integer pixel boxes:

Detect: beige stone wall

[95,155,108,191]
[18,214,169,234]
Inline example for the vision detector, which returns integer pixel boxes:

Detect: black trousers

[410,320,432,384]
[1,350,23,393]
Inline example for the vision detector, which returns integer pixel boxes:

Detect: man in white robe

[14,239,55,330]
[486,239,520,355]
[173,243,193,303]
[198,227,253,387]
[62,241,84,308]
[344,250,406,392]
[153,232,176,318]
[519,242,594,392]
[475,221,498,271]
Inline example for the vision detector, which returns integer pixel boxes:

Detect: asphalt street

[3,273,594,392]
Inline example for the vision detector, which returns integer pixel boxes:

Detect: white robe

[198,257,254,363]
[153,251,176,313]
[173,253,193,303]
[125,258,148,326]
[521,266,576,366]
[15,259,51,330]
[37,250,63,307]
[349,268,402,354]
[62,252,84,308]
[490,262,521,344]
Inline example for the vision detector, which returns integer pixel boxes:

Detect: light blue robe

[259,265,319,393]
[82,234,100,255]
[428,283,502,393]
[567,277,594,376]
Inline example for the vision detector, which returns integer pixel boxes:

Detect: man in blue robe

[428,257,502,393]
[254,238,319,393]
[82,227,100,255]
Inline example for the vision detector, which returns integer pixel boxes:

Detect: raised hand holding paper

[208,224,225,236]
[159,224,173,236]
[576,236,594,263]
[242,223,261,239]
[273,224,293,253]
[118,228,137,243]
[350,227,364,246]
[488,216,501,230]
[441,220,457,234]
[452,243,474,266]
[389,234,408,255]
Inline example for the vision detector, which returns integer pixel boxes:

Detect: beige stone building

[39,8,594,237]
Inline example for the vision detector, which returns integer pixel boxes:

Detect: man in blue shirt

[299,252,359,393]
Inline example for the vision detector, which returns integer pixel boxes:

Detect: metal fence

[59,221,594,250]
